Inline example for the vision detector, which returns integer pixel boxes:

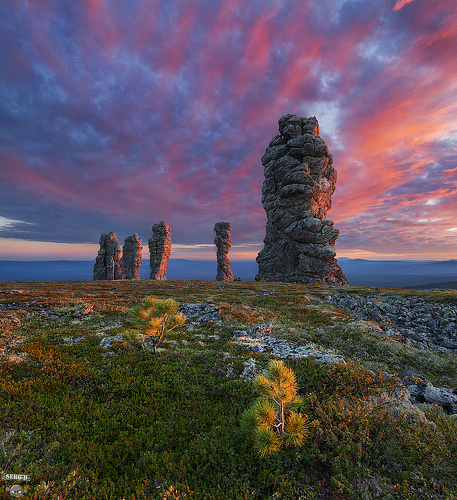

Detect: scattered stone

[149,221,171,280]
[93,232,123,280]
[256,114,348,285]
[98,333,124,349]
[62,336,87,345]
[398,371,457,415]
[240,358,260,382]
[232,330,249,338]
[231,324,344,364]
[249,324,273,336]
[121,233,143,280]
[214,222,234,282]
[260,337,345,364]
[323,292,457,353]
[232,324,272,338]
[178,304,220,324]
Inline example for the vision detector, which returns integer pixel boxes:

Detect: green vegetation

[0,280,456,499]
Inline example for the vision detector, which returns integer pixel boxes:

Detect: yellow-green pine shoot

[242,360,310,456]
[132,297,186,354]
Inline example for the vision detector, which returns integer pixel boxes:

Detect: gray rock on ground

[399,371,457,415]
[121,233,143,280]
[256,114,348,285]
[214,222,234,282]
[148,221,171,280]
[323,292,457,353]
[93,232,123,280]
[178,303,221,324]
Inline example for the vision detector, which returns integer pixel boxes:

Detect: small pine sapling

[132,297,186,353]
[241,359,310,457]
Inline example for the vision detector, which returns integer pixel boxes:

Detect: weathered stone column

[214,221,234,281]
[93,232,123,280]
[148,221,171,280]
[256,114,348,285]
[121,233,143,280]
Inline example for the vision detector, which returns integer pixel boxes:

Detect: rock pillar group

[214,222,233,281]
[256,114,348,285]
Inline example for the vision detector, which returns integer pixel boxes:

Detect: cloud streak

[0,0,456,261]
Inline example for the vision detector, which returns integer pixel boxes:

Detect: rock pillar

[148,221,171,280]
[214,221,234,281]
[256,114,348,285]
[93,232,123,280]
[121,233,143,280]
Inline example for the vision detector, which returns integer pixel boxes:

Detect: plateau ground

[1,279,456,498]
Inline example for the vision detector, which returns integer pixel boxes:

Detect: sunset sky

[1,0,456,262]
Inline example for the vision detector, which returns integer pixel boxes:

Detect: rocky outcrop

[148,221,171,280]
[214,222,234,282]
[398,372,457,415]
[178,303,221,324]
[256,114,347,285]
[120,233,143,280]
[322,292,457,353]
[231,326,345,364]
[93,232,123,280]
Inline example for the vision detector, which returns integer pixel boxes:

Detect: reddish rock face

[121,233,143,280]
[256,114,348,285]
[214,221,234,282]
[93,232,123,280]
[148,221,171,280]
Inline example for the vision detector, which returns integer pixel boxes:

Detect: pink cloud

[393,0,416,12]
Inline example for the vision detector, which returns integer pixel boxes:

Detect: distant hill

[338,258,457,288]
[1,258,457,288]
[0,259,258,282]
[406,281,457,290]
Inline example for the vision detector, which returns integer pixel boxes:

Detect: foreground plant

[131,297,186,353]
[242,360,310,457]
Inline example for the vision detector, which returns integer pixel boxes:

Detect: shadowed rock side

[256,114,348,285]
[148,221,171,280]
[93,232,123,280]
[120,233,143,280]
[214,222,234,281]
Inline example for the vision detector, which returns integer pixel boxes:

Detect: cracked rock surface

[256,114,347,285]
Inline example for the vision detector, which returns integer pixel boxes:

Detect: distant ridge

[0,259,258,282]
[338,258,457,288]
[406,281,457,290]
[1,259,457,288]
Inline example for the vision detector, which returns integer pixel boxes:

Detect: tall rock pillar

[149,221,171,280]
[93,232,123,280]
[121,233,143,280]
[214,222,234,281]
[256,114,348,285]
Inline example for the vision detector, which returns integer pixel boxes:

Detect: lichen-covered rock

[93,232,123,280]
[256,114,347,285]
[399,371,457,415]
[178,303,221,324]
[148,221,171,280]
[121,233,143,280]
[214,222,234,282]
[323,292,457,353]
